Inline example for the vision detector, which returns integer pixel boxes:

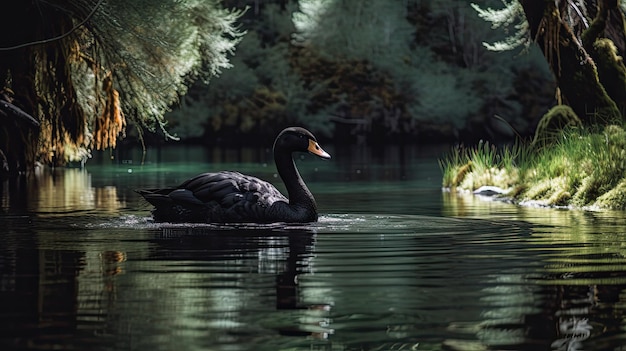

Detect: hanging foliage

[94,73,126,150]
[0,0,242,173]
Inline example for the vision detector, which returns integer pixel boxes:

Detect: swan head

[274,127,331,160]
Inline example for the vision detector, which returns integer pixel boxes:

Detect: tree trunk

[519,0,622,125]
[0,4,40,177]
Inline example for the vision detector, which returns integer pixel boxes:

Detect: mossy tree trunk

[519,0,625,125]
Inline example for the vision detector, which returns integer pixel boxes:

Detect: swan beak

[308,139,331,159]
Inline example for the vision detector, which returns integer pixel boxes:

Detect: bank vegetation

[441,0,626,209]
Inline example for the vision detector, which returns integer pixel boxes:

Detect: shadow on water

[5,146,626,350]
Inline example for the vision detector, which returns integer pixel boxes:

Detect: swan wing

[181,171,286,205]
[138,171,288,223]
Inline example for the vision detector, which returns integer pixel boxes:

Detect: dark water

[3,145,626,350]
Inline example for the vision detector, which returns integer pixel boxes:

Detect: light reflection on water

[2,145,626,350]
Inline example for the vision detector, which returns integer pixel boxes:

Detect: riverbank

[440,124,626,210]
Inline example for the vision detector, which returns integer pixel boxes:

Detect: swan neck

[274,149,314,207]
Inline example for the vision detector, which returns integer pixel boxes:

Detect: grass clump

[440,139,525,192]
[440,123,626,209]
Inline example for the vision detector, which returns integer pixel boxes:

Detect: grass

[439,139,526,192]
[440,124,626,210]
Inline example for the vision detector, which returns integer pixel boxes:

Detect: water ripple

[5,209,626,350]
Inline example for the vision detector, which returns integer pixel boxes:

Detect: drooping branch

[0,0,242,175]
[94,73,126,150]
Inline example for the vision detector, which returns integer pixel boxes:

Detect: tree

[167,0,555,144]
[292,0,541,141]
[473,0,626,126]
[0,0,242,176]
[167,2,317,143]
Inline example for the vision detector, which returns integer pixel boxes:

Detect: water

[3,145,626,350]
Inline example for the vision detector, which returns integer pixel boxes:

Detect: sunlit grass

[440,124,626,209]
[440,139,525,192]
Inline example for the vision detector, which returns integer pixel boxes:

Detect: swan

[136,127,331,223]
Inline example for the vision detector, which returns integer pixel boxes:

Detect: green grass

[440,124,626,209]
[439,139,526,192]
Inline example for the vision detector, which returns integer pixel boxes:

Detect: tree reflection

[0,220,87,349]
[34,168,125,214]
[0,168,126,215]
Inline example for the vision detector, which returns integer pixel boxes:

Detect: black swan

[136,127,331,223]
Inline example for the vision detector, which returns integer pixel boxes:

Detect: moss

[532,105,581,147]
[595,179,626,210]
[580,0,626,120]
[523,177,570,205]
[549,189,572,206]
[520,178,551,200]
[452,161,472,186]
[605,124,626,149]
[508,185,526,198]
[593,39,626,116]
[572,175,600,206]
[562,49,622,125]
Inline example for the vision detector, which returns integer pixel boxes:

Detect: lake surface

[3,144,626,350]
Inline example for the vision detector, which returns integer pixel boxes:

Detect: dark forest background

[163,0,557,146]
